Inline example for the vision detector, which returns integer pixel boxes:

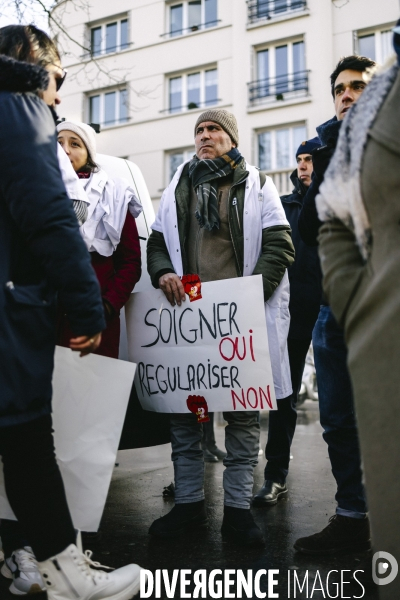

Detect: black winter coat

[281,171,322,339]
[0,55,105,427]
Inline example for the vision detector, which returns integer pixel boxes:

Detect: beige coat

[318,69,400,598]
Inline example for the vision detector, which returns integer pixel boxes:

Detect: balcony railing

[266,168,293,195]
[248,70,309,105]
[161,98,220,115]
[160,20,221,39]
[247,0,307,24]
[82,42,133,60]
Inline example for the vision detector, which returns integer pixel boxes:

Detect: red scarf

[77,171,90,179]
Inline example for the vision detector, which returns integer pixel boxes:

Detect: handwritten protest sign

[125,275,276,414]
[0,347,136,531]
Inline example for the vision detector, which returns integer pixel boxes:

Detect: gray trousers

[170,411,260,509]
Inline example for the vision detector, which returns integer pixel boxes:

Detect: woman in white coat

[56,121,142,358]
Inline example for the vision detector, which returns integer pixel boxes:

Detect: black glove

[312,145,336,182]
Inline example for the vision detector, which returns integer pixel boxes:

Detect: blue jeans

[170,411,259,509]
[313,306,367,517]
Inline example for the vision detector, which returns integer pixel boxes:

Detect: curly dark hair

[0,24,60,68]
[330,55,376,97]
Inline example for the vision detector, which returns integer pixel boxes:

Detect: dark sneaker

[252,480,288,506]
[149,501,208,538]
[221,506,265,547]
[202,448,219,462]
[294,514,371,555]
[207,444,227,460]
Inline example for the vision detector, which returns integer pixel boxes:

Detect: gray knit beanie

[194,109,239,146]
[56,121,97,161]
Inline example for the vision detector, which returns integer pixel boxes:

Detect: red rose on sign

[186,395,210,423]
[181,274,202,302]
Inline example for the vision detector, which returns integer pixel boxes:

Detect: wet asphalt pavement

[0,400,378,599]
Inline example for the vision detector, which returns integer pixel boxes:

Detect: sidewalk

[0,400,377,599]
[104,400,376,599]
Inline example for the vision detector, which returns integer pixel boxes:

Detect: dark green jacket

[147,161,295,301]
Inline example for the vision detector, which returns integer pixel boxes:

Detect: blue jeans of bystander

[313,305,367,518]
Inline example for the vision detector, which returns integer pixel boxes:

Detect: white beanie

[56,121,97,162]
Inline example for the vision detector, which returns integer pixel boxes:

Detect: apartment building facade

[54,0,398,208]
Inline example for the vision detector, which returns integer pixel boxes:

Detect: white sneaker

[1,546,45,595]
[38,544,141,600]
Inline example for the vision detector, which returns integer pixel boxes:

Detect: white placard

[126,275,276,414]
[0,347,136,532]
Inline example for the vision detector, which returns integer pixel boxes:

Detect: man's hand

[70,332,102,357]
[159,273,185,306]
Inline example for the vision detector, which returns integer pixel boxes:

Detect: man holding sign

[146,109,294,546]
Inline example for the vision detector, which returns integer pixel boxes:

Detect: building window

[89,89,129,127]
[90,18,129,57]
[250,40,308,104]
[248,0,307,24]
[258,124,306,194]
[168,0,218,38]
[168,148,195,182]
[168,68,218,113]
[258,124,306,171]
[356,28,393,64]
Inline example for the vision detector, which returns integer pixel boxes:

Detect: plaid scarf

[188,148,243,231]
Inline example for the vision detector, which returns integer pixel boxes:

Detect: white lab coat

[79,168,142,257]
[152,161,292,399]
